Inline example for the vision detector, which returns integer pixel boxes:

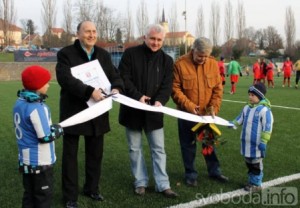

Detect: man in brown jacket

[172,37,228,187]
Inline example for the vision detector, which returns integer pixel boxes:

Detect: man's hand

[194,106,200,115]
[206,106,215,118]
[92,89,105,101]
[111,88,119,94]
[139,95,151,104]
[154,101,162,107]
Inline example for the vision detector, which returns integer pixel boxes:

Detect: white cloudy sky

[14,0,300,44]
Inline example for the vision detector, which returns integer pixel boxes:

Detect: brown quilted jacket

[172,52,223,115]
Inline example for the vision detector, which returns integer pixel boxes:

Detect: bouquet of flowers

[191,123,227,156]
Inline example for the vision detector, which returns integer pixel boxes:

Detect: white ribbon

[59,97,112,127]
[59,93,232,127]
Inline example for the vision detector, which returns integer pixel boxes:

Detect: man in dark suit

[56,21,123,208]
[118,24,178,198]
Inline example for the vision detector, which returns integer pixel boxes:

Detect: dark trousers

[62,134,104,202]
[296,71,300,84]
[245,158,263,186]
[178,119,221,180]
[22,168,53,208]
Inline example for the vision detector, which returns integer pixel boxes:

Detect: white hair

[144,24,166,38]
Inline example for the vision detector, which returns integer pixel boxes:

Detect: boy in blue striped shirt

[231,83,273,192]
[13,66,64,207]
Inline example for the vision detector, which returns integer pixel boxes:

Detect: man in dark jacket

[118,24,178,198]
[56,21,123,208]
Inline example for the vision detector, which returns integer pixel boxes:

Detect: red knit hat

[21,65,51,90]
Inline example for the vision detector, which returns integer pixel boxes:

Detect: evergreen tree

[116,28,122,44]
[26,20,36,35]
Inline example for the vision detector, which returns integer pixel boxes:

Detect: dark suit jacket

[56,39,124,136]
[118,43,173,132]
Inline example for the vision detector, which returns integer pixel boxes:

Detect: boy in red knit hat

[13,65,64,208]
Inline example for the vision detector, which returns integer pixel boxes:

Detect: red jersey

[253,62,261,79]
[283,60,293,78]
[218,60,225,81]
[266,62,274,80]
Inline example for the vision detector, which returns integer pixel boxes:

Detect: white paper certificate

[71,60,111,106]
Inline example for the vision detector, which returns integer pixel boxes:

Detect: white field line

[168,173,300,208]
[222,99,300,111]
[47,85,300,111]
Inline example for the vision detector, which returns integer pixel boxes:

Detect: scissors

[100,88,116,98]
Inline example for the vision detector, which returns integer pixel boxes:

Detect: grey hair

[144,24,166,38]
[192,37,213,55]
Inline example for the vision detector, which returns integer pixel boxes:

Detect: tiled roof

[0,18,22,32]
[165,31,194,38]
[23,34,39,41]
[51,28,65,33]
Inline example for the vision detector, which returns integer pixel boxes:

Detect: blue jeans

[126,128,170,192]
[178,119,222,181]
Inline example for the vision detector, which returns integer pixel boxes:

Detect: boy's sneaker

[244,183,262,192]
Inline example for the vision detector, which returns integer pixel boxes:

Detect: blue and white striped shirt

[234,101,273,158]
[13,98,56,166]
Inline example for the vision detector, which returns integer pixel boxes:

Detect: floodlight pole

[184,0,187,54]
[28,27,31,49]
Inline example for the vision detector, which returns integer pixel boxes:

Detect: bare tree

[41,0,57,32]
[209,1,220,46]
[263,26,283,52]
[20,19,28,32]
[75,0,94,23]
[168,2,179,46]
[254,29,266,50]
[0,0,17,45]
[62,0,73,34]
[41,0,57,48]
[105,10,120,42]
[154,0,160,24]
[94,2,119,42]
[284,6,296,55]
[61,0,73,46]
[244,27,256,42]
[195,4,205,38]
[94,0,106,40]
[224,0,233,42]
[136,0,149,37]
[124,0,134,42]
[236,0,246,39]
[169,2,179,32]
